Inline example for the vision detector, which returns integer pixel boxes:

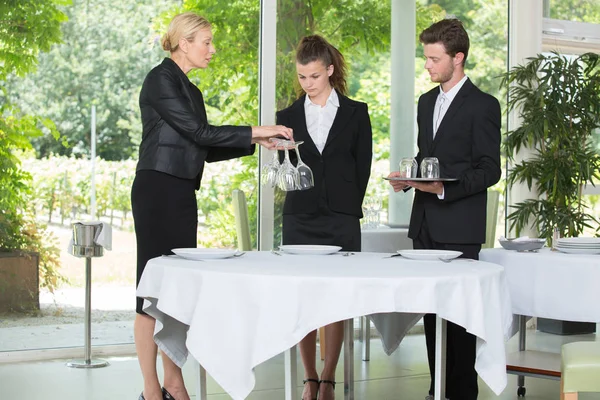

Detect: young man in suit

[388,19,501,400]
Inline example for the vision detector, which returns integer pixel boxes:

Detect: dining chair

[560,341,600,399]
[483,189,501,249]
[232,189,252,251]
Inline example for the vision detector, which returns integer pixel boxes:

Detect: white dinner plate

[557,237,600,246]
[555,246,600,255]
[553,243,600,248]
[397,249,463,261]
[278,245,342,255]
[172,248,240,260]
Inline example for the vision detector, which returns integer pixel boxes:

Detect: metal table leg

[358,316,364,341]
[196,362,207,400]
[285,346,298,400]
[434,316,447,400]
[362,316,370,361]
[344,319,355,400]
[517,315,527,397]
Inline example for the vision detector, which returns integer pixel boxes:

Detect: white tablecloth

[480,248,600,322]
[361,227,412,252]
[137,251,513,399]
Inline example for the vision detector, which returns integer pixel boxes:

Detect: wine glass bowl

[277,147,300,191]
[261,151,281,187]
[264,139,311,192]
[293,142,314,190]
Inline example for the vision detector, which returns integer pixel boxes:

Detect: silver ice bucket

[72,223,103,247]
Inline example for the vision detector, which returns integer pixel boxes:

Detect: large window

[543,0,600,53]
[2,0,513,355]
[546,0,600,24]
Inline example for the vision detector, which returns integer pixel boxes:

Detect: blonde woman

[132,12,292,400]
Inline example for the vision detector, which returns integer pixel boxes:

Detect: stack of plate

[555,237,600,254]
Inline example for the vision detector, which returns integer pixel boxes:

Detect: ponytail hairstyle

[295,35,347,97]
[161,12,211,53]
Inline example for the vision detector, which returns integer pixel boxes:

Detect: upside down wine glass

[399,157,418,178]
[261,150,281,187]
[292,142,314,190]
[420,157,440,179]
[277,146,300,191]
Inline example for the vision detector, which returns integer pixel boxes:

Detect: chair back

[483,190,501,249]
[232,189,252,251]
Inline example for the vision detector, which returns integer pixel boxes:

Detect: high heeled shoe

[138,388,174,400]
[162,387,175,400]
[318,379,336,400]
[302,378,319,400]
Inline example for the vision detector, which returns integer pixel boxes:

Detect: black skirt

[282,187,361,252]
[131,170,198,314]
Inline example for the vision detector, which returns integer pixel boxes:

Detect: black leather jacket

[136,58,254,188]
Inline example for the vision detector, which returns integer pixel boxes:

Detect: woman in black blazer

[276,35,372,400]
[133,12,292,400]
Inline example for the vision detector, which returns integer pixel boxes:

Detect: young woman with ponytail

[276,35,373,400]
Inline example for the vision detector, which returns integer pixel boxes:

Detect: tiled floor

[2,331,600,400]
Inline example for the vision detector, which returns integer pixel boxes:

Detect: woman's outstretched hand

[251,125,293,149]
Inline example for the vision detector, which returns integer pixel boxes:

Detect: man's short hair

[419,18,470,65]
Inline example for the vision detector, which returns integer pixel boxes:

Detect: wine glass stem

[294,144,305,166]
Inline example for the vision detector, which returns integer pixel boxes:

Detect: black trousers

[413,215,481,400]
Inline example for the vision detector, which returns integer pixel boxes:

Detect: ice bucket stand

[66,222,109,368]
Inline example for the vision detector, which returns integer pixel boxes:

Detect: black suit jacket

[136,58,255,188]
[408,78,501,244]
[276,93,372,218]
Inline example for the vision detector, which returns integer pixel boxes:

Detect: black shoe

[319,379,336,390]
[162,387,175,400]
[302,378,319,400]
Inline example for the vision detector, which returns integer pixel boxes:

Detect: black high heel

[319,379,336,389]
[162,387,175,400]
[318,380,336,399]
[302,378,319,400]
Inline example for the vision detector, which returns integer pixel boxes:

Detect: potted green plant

[0,120,66,312]
[502,52,600,240]
[0,1,68,312]
[502,51,600,334]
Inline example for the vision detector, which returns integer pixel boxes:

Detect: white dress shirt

[432,75,468,199]
[304,88,340,153]
[432,74,468,137]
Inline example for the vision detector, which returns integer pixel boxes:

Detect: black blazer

[408,78,501,244]
[276,93,372,218]
[136,58,255,188]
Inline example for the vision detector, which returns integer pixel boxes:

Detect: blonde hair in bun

[161,12,211,53]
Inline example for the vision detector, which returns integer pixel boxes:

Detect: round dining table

[137,250,513,400]
[480,247,600,397]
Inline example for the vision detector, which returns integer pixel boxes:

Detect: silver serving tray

[383,177,458,182]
